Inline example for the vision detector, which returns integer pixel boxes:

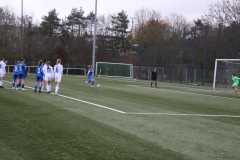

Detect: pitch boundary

[3,81,240,118]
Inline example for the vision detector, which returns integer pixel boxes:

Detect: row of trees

[0,0,239,70]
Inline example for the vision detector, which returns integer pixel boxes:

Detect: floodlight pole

[21,0,23,56]
[92,0,97,75]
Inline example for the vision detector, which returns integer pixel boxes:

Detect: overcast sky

[1,0,218,22]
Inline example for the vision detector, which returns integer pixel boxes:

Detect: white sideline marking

[128,85,240,101]
[126,112,240,118]
[3,81,240,118]
[57,94,126,113]
[3,80,125,114]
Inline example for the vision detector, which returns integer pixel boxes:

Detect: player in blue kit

[16,58,27,90]
[86,65,95,87]
[12,61,20,89]
[34,60,44,93]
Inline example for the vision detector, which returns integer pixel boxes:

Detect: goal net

[213,59,240,92]
[96,62,133,78]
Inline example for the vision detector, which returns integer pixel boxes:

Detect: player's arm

[61,65,63,77]
[24,65,27,77]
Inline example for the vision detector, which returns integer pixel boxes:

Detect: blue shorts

[88,76,93,82]
[18,73,26,79]
[36,75,43,82]
[12,74,18,81]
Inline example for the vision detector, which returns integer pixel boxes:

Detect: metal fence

[136,22,240,86]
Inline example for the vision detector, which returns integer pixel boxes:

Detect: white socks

[55,86,59,93]
[0,81,3,86]
[46,85,51,92]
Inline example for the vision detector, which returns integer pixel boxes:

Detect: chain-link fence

[136,22,240,86]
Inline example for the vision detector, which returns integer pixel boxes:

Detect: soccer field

[1,74,240,160]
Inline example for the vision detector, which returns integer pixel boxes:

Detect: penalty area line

[58,94,126,113]
[4,80,125,114]
[125,112,240,118]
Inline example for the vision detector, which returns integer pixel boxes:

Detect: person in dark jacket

[151,67,157,88]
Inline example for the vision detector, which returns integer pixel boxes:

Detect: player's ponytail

[38,60,43,66]
[56,59,61,64]
[47,61,51,69]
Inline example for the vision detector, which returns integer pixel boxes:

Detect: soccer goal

[213,59,240,91]
[96,62,133,78]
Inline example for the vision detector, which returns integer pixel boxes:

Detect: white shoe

[91,85,94,87]
[12,87,15,89]
[21,88,26,90]
[85,81,88,84]
[16,88,19,90]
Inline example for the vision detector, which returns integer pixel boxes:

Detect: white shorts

[44,75,52,81]
[0,70,5,78]
[55,74,62,82]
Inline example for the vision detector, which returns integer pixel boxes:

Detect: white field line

[3,80,240,118]
[3,80,125,114]
[128,85,240,101]
[125,112,240,118]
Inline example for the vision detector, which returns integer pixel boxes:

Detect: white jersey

[54,64,63,82]
[43,65,53,81]
[0,61,6,77]
[42,64,47,77]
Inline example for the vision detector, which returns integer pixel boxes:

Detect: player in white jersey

[0,57,6,88]
[43,61,53,93]
[53,59,63,95]
[41,59,47,92]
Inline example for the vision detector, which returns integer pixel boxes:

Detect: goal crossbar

[213,59,240,91]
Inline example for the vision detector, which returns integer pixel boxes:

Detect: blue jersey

[13,65,18,75]
[17,62,27,79]
[35,66,43,82]
[18,62,26,74]
[88,69,93,77]
[12,65,18,80]
[36,66,44,77]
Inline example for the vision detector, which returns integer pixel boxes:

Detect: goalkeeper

[232,74,240,94]
[151,67,157,88]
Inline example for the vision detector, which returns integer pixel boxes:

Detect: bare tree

[201,0,240,26]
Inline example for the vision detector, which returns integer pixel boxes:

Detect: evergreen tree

[108,10,130,54]
[40,9,61,37]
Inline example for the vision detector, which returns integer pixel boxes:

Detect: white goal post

[95,62,133,78]
[213,59,240,91]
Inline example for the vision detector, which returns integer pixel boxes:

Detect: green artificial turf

[0,74,240,160]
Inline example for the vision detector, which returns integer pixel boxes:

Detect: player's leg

[34,82,37,92]
[21,79,25,90]
[155,79,157,87]
[0,72,4,88]
[232,83,238,94]
[54,75,61,95]
[42,76,45,91]
[34,76,39,92]
[16,73,22,90]
[12,74,16,88]
[39,77,44,93]
[55,82,60,95]
[91,78,95,87]
[151,80,153,87]
[48,78,52,93]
